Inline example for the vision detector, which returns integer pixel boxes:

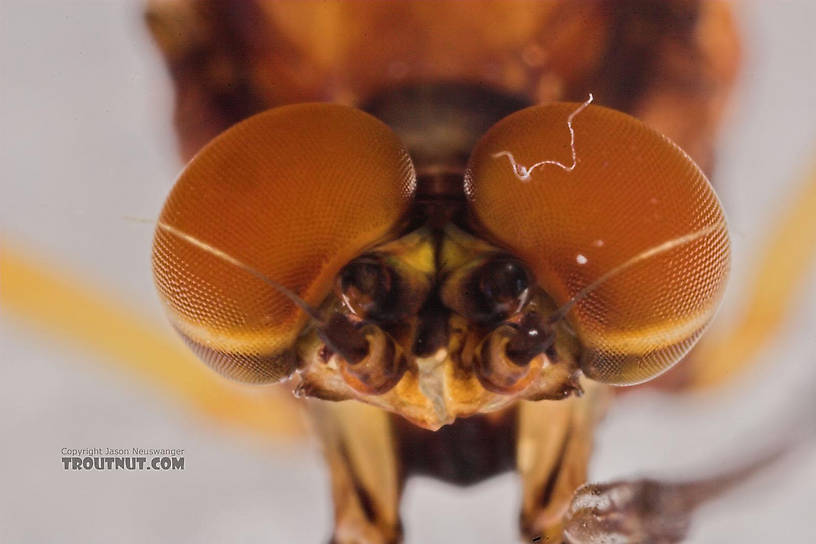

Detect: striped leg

[309,401,403,544]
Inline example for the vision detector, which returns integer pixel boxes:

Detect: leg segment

[308,400,403,544]
[516,383,609,542]
[562,448,786,543]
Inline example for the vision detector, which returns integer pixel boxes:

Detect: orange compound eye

[465,101,729,386]
[152,104,415,383]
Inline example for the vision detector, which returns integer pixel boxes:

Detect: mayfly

[145,1,746,542]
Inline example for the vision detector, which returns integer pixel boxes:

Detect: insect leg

[561,447,788,544]
[516,382,609,542]
[308,400,404,544]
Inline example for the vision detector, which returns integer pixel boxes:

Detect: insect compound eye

[441,254,533,324]
[464,101,730,385]
[152,103,416,383]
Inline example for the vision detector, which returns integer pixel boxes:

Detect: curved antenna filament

[547,222,726,325]
[492,93,593,182]
[157,222,326,326]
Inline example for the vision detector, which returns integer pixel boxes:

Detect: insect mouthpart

[294,225,584,430]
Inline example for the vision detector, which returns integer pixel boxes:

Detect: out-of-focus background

[1,1,815,542]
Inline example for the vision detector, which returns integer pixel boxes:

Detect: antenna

[547,222,724,325]
[157,222,326,325]
[492,93,594,182]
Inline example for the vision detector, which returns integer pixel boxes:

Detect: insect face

[153,98,729,430]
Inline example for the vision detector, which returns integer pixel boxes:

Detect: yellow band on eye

[153,103,416,383]
[465,102,730,385]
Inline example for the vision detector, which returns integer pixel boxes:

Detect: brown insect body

[146,1,740,542]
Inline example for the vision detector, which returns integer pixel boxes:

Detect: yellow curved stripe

[580,309,711,356]
[689,158,816,389]
[0,241,306,439]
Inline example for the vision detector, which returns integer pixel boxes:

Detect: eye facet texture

[465,103,729,385]
[153,104,415,383]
